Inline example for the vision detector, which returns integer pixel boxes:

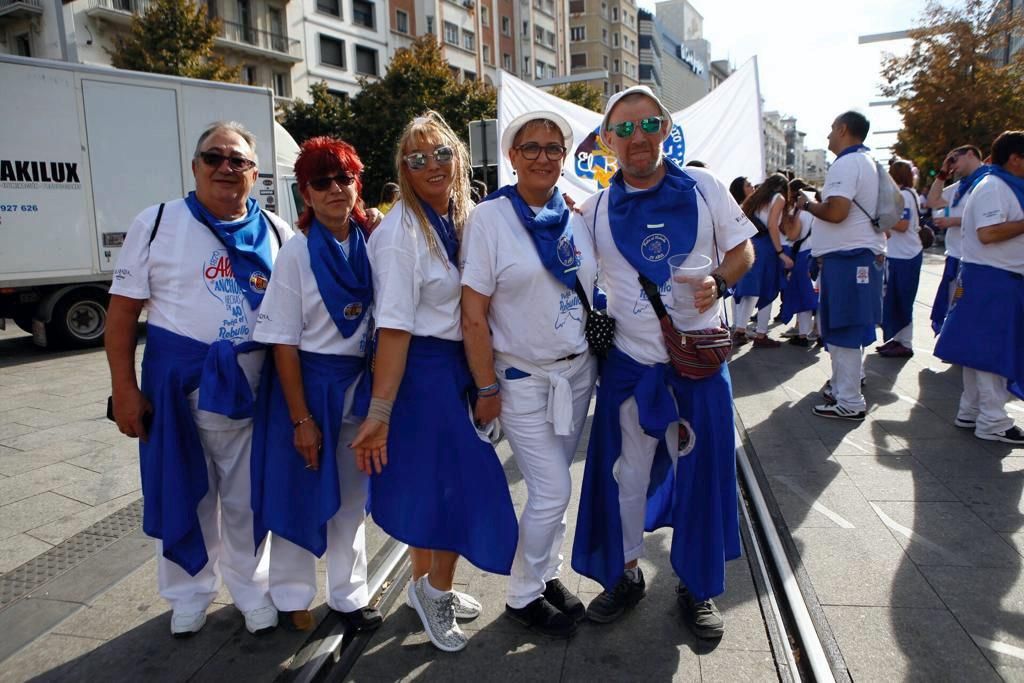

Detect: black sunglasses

[308,172,356,191]
[197,151,257,172]
[515,142,567,161]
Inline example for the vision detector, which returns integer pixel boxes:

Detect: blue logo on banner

[572,122,686,189]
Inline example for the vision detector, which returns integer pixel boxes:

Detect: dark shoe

[953,417,977,429]
[752,335,781,349]
[813,403,866,421]
[731,330,749,345]
[279,609,315,632]
[585,569,646,624]
[339,606,383,633]
[677,584,724,639]
[878,342,914,358]
[875,340,898,353]
[975,425,1024,445]
[543,578,585,622]
[787,336,810,347]
[505,597,578,638]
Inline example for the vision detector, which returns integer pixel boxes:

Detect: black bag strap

[260,208,284,248]
[852,197,880,228]
[148,203,166,245]
[574,277,593,315]
[637,273,670,321]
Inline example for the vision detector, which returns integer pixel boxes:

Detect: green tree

[109,0,238,82]
[278,82,352,144]
[881,0,1024,178]
[340,35,496,205]
[548,82,604,113]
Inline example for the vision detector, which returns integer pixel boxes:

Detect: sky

[636,0,933,159]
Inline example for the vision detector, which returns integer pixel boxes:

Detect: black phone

[106,395,153,431]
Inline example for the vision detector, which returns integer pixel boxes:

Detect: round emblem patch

[641,234,670,262]
[677,418,696,457]
[249,271,268,293]
[557,235,576,267]
[343,302,363,320]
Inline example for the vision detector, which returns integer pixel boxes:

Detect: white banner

[496,57,765,197]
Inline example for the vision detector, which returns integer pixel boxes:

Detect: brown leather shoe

[752,335,781,348]
[280,609,315,632]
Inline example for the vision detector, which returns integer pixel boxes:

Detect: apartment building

[783,115,806,179]
[636,7,708,112]
[567,0,639,100]
[763,109,786,176]
[293,0,388,99]
[803,148,827,187]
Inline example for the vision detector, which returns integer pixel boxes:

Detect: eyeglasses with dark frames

[308,173,356,191]
[514,142,567,161]
[608,116,666,139]
[197,151,257,172]
[404,145,454,171]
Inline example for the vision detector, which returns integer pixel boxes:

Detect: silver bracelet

[367,397,393,425]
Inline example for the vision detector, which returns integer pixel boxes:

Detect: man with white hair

[105,122,293,637]
[572,86,754,639]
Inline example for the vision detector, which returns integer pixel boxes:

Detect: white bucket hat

[600,85,673,139]
[500,111,574,158]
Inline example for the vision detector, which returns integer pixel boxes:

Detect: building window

[206,0,217,18]
[523,56,529,73]
[241,65,256,85]
[613,32,619,47]
[613,58,619,73]
[612,6,618,20]
[444,21,459,45]
[463,30,475,50]
[481,5,489,26]
[603,54,608,68]
[614,83,621,93]
[571,52,587,68]
[569,0,583,13]
[601,2,607,18]
[355,45,379,75]
[503,52,512,70]
[570,26,584,41]
[427,16,434,34]
[545,30,555,47]
[534,25,544,43]
[15,33,31,56]
[548,65,556,78]
[317,0,340,16]
[522,20,529,37]
[353,0,374,28]
[501,15,511,36]
[327,89,349,102]
[603,80,609,95]
[273,72,290,97]
[395,8,408,32]
[483,44,491,64]
[601,28,608,44]
[319,35,345,69]
[464,70,476,81]
[535,60,545,79]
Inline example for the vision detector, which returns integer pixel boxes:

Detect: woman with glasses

[351,111,518,652]
[461,112,598,639]
[251,137,381,634]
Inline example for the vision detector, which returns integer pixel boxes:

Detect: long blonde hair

[394,111,472,265]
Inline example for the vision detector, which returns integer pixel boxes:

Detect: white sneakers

[406,580,481,621]
[407,576,468,652]
[243,605,279,635]
[170,610,207,637]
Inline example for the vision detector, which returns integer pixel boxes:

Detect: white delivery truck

[0,55,302,348]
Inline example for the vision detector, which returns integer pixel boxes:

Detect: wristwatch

[711,273,728,300]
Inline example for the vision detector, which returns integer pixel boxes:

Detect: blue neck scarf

[953,164,992,207]
[606,161,699,285]
[481,185,579,289]
[420,199,458,265]
[184,192,273,310]
[835,143,870,160]
[307,218,373,338]
[989,165,1024,214]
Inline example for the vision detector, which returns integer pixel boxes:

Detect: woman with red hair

[251,136,381,633]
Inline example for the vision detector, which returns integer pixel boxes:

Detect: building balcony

[215,19,302,62]
[0,0,43,20]
[84,0,151,26]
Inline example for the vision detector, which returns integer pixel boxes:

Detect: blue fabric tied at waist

[779,246,817,321]
[818,249,883,349]
[139,324,263,576]
[572,347,740,601]
[734,233,782,308]
[930,256,961,336]
[251,350,370,556]
[882,252,923,342]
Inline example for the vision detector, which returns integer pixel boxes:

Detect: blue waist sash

[881,252,923,341]
[780,247,817,321]
[734,233,781,307]
[139,324,263,576]
[571,347,740,601]
[935,263,1024,399]
[250,350,370,556]
[930,256,961,336]
[368,336,518,574]
[818,249,883,349]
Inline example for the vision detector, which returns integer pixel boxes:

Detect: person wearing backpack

[803,111,886,420]
[878,160,924,358]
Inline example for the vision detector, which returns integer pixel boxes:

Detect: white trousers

[498,353,597,609]
[268,421,370,612]
[958,368,1014,435]
[889,323,913,346]
[157,421,271,615]
[733,297,772,334]
[829,345,866,412]
[797,311,814,337]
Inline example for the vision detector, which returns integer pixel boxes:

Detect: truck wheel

[50,291,108,348]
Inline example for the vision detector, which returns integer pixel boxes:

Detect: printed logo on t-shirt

[113,268,131,281]
[555,289,583,329]
[343,302,363,320]
[203,249,250,341]
[641,233,670,262]
[557,235,577,268]
[633,280,672,315]
[249,271,269,293]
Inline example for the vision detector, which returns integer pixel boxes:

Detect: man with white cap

[571,86,755,639]
[462,110,598,638]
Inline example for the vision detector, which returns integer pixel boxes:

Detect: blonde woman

[351,112,518,652]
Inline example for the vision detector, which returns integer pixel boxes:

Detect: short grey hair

[194,121,259,166]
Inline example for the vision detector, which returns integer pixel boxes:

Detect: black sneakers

[677,583,724,639]
[505,597,578,638]
[977,425,1024,445]
[585,568,647,624]
[543,578,585,622]
[813,403,866,421]
[338,606,383,633]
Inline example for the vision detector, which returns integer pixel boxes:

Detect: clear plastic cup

[668,252,712,317]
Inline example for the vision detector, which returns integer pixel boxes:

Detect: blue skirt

[819,249,883,349]
[780,248,818,321]
[930,256,960,335]
[251,351,370,557]
[881,252,923,341]
[369,336,518,574]
[935,263,1024,400]
[735,234,781,308]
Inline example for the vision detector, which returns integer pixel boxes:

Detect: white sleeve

[941,184,957,205]
[822,157,859,201]
[704,175,757,252]
[370,228,420,333]
[967,181,1007,230]
[578,190,603,246]
[253,239,304,346]
[109,206,160,300]
[460,207,499,297]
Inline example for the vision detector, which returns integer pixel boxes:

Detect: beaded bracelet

[477,382,500,397]
[293,414,314,429]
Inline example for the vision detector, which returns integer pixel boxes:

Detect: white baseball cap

[600,85,673,138]
[500,111,574,158]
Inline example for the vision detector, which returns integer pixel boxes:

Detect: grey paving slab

[908,439,1024,482]
[0,633,102,683]
[944,476,1024,534]
[0,492,89,540]
[53,462,141,506]
[0,439,99,477]
[0,597,82,663]
[0,420,109,452]
[833,455,957,502]
[823,605,1000,682]
[699,648,777,682]
[0,463,100,507]
[0,534,52,574]
[51,557,165,641]
[64,443,138,474]
[26,530,153,605]
[25,492,140,546]
[767,471,885,531]
[0,422,35,443]
[741,437,840,477]
[1003,532,1024,560]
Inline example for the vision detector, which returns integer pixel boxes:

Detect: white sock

[422,577,450,599]
[624,567,641,583]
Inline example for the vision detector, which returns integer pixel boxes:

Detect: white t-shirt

[794,211,814,253]
[757,194,784,232]
[367,199,462,341]
[110,198,294,428]
[939,184,966,259]
[961,174,1024,275]
[886,188,922,260]
[580,167,757,366]
[460,197,596,365]
[811,151,886,256]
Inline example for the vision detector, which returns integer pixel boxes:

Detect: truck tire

[49,290,108,348]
